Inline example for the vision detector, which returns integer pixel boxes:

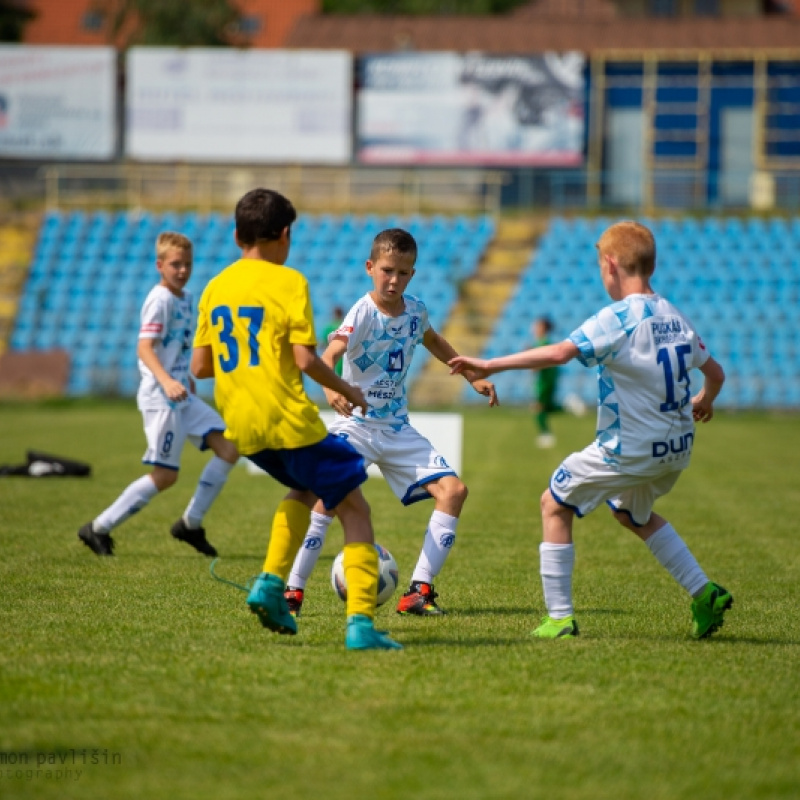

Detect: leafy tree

[93,0,242,48]
[0,0,36,42]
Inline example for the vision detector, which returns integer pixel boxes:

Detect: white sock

[410,509,458,585]
[94,474,159,533]
[287,512,334,590]
[540,542,575,619]
[644,523,708,597]
[183,457,235,529]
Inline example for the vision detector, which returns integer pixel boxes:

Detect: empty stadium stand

[9,210,800,409]
[9,211,495,401]
[466,216,800,410]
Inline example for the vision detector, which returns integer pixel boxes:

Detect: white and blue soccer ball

[331,544,399,606]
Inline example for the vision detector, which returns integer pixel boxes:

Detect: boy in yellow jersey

[191,188,401,650]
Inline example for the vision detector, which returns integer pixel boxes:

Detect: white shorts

[549,441,685,526]
[141,397,226,470]
[329,418,457,505]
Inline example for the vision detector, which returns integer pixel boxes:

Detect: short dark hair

[369,228,418,264]
[235,188,297,247]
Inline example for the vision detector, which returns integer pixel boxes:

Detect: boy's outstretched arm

[692,356,725,423]
[423,328,499,406]
[293,343,368,416]
[318,338,355,416]
[449,340,580,379]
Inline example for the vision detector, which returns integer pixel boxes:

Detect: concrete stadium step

[0,222,38,356]
[410,215,542,408]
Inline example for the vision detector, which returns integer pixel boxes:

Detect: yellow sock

[263,499,311,580]
[343,542,378,619]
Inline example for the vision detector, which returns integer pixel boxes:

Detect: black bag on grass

[0,450,92,477]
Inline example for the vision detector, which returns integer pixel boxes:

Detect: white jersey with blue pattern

[333,293,430,430]
[569,293,710,472]
[137,284,194,411]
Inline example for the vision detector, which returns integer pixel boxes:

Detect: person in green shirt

[531,317,561,448]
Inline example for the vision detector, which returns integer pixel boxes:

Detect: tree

[93,0,243,48]
[0,0,36,42]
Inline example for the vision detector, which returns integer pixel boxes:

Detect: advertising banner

[0,46,116,160]
[126,48,352,163]
[357,52,585,166]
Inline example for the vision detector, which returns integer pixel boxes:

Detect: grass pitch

[1,401,799,799]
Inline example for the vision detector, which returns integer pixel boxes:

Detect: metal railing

[3,161,800,217]
[35,164,508,216]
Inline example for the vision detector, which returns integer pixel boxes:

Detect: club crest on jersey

[387,349,404,373]
[553,466,572,488]
[409,316,419,336]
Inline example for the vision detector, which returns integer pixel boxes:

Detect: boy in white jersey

[77,232,239,557]
[284,228,498,616]
[450,221,733,640]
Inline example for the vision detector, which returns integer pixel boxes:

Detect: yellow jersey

[194,258,328,454]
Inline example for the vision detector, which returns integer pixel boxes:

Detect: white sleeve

[418,298,431,334]
[139,290,169,341]
[332,300,367,351]
[569,305,629,368]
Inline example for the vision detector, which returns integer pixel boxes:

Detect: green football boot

[532,615,579,639]
[691,582,733,639]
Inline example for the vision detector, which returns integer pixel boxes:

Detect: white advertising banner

[126,48,352,163]
[357,52,585,166]
[0,46,116,159]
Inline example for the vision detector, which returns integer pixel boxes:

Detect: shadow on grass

[454,606,629,617]
[450,606,536,616]
[697,635,800,647]
[395,636,539,647]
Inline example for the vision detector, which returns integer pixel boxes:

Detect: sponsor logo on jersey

[367,388,396,399]
[652,432,694,458]
[652,319,684,346]
[434,455,449,468]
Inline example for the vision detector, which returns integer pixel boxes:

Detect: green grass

[1,402,799,799]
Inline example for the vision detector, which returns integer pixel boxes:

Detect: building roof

[20,0,315,48]
[286,1,800,55]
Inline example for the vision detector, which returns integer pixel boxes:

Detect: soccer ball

[331,544,400,606]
